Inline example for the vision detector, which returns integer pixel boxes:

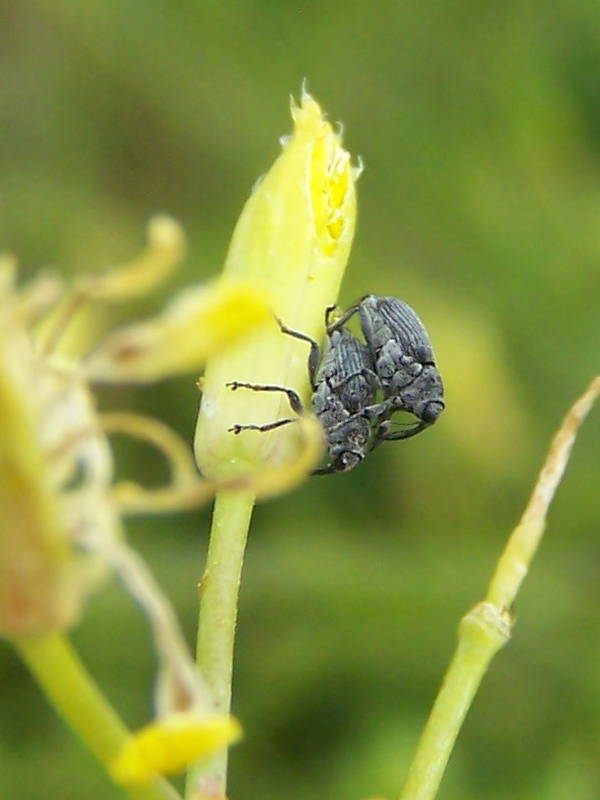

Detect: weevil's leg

[311,462,339,475]
[326,366,379,393]
[326,400,393,435]
[229,418,296,435]
[378,419,430,441]
[276,320,320,390]
[324,304,339,328]
[325,302,361,334]
[226,381,304,414]
[361,399,394,422]
[366,420,398,451]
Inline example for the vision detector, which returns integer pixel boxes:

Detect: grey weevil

[227,307,379,474]
[329,294,445,441]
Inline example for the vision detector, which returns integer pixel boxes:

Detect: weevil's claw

[226,381,240,391]
[228,424,242,434]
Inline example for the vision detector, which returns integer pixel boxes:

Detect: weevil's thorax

[376,341,424,392]
[360,295,434,357]
[317,329,378,411]
[313,389,372,447]
[313,326,378,427]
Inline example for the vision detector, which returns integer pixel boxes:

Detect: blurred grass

[1,2,600,799]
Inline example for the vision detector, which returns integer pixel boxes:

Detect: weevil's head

[334,449,363,472]
[327,414,374,472]
[419,398,445,424]
[393,364,445,424]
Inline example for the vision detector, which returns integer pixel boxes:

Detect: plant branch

[400,376,600,800]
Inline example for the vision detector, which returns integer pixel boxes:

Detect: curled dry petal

[0,281,107,635]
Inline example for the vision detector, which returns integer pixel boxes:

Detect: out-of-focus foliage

[1,3,599,800]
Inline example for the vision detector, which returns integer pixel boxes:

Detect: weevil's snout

[420,400,445,424]
[337,450,362,472]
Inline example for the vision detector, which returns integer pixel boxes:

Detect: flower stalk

[188,90,360,799]
[185,491,255,799]
[400,376,600,800]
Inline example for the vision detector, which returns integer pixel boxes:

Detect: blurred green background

[1,2,600,799]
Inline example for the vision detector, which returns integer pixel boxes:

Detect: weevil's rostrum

[228,295,445,474]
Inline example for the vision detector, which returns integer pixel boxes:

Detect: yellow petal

[194,90,359,482]
[110,713,242,784]
[85,281,272,383]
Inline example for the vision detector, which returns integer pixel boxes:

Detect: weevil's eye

[421,400,444,424]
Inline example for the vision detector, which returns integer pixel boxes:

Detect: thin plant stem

[185,490,255,800]
[400,376,600,800]
[14,631,180,800]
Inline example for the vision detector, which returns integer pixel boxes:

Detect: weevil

[329,294,445,441]
[228,308,379,474]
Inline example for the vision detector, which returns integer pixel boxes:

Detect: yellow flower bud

[194,91,360,480]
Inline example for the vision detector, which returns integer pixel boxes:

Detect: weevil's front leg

[229,418,297,434]
[325,302,361,334]
[226,381,304,435]
[311,461,340,476]
[276,321,321,390]
[226,381,304,414]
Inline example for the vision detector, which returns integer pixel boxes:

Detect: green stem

[14,631,179,800]
[399,603,509,800]
[399,377,599,800]
[185,490,255,800]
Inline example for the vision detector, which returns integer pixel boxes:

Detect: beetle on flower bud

[228,307,379,474]
[229,294,445,474]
